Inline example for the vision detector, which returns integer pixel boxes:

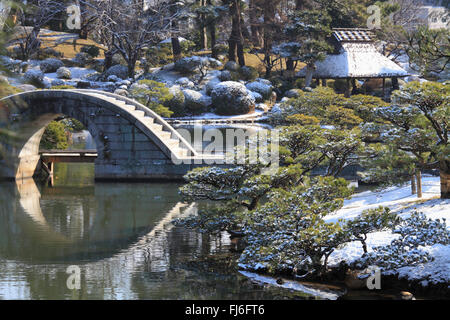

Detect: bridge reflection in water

[0,176,233,299]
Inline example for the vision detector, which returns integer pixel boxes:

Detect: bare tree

[91,0,180,78]
[10,0,65,61]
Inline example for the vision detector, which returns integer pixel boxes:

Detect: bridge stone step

[141,117,154,125]
[167,138,180,148]
[131,110,146,118]
[158,130,172,140]
[149,123,163,132]
[73,90,200,160]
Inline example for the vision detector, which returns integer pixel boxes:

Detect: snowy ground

[326,175,449,285]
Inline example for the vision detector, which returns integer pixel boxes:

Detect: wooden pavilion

[296,28,409,98]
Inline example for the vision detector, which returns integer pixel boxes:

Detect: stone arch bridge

[0,89,220,181]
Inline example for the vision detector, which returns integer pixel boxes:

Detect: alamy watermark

[66,265,81,290]
[365,266,381,290]
[171,126,280,175]
[366,0,449,30]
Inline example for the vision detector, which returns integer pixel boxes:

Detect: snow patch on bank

[326,175,449,285]
[238,271,341,300]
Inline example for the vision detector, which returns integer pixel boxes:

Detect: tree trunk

[171,18,182,62]
[201,27,208,50]
[286,58,295,71]
[104,50,114,72]
[229,0,245,65]
[171,37,182,62]
[210,25,217,58]
[345,78,351,97]
[304,63,315,87]
[198,0,208,50]
[207,0,217,58]
[440,160,450,199]
[296,0,305,10]
[416,170,422,198]
[263,0,276,77]
[228,37,237,62]
[127,56,137,79]
[249,0,262,47]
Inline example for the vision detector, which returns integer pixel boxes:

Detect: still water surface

[0,160,320,300]
[0,124,324,300]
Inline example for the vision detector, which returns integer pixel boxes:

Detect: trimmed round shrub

[246,80,273,100]
[104,64,129,80]
[183,89,212,114]
[39,58,64,73]
[23,69,45,87]
[239,66,258,81]
[211,81,255,115]
[224,61,239,72]
[164,85,186,117]
[56,67,71,79]
[81,45,100,58]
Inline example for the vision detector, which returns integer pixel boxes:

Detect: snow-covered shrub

[56,67,71,79]
[355,211,449,271]
[224,61,239,71]
[16,84,37,92]
[104,64,128,80]
[164,85,186,117]
[0,75,9,85]
[213,43,228,56]
[344,207,399,253]
[218,70,232,81]
[239,177,353,275]
[205,77,221,95]
[174,56,204,74]
[284,88,302,98]
[183,89,212,114]
[23,69,45,87]
[72,52,92,67]
[114,88,129,97]
[246,80,273,100]
[249,91,263,103]
[239,66,258,81]
[39,58,64,73]
[80,45,100,58]
[175,77,195,88]
[0,56,23,73]
[107,75,121,83]
[211,81,255,115]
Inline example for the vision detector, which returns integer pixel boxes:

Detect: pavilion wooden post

[411,174,417,195]
[382,77,386,101]
[322,79,327,87]
[416,169,422,198]
[345,78,351,97]
[392,77,399,90]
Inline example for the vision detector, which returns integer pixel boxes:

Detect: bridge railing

[72,89,199,157]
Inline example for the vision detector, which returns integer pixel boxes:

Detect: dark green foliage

[81,45,101,58]
[344,207,399,253]
[40,121,69,150]
[130,80,174,117]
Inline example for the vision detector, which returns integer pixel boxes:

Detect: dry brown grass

[8,29,106,59]
[40,38,106,59]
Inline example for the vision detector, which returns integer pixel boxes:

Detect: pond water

[0,120,324,300]
[0,162,324,300]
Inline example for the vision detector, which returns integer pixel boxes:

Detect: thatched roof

[297,28,409,79]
